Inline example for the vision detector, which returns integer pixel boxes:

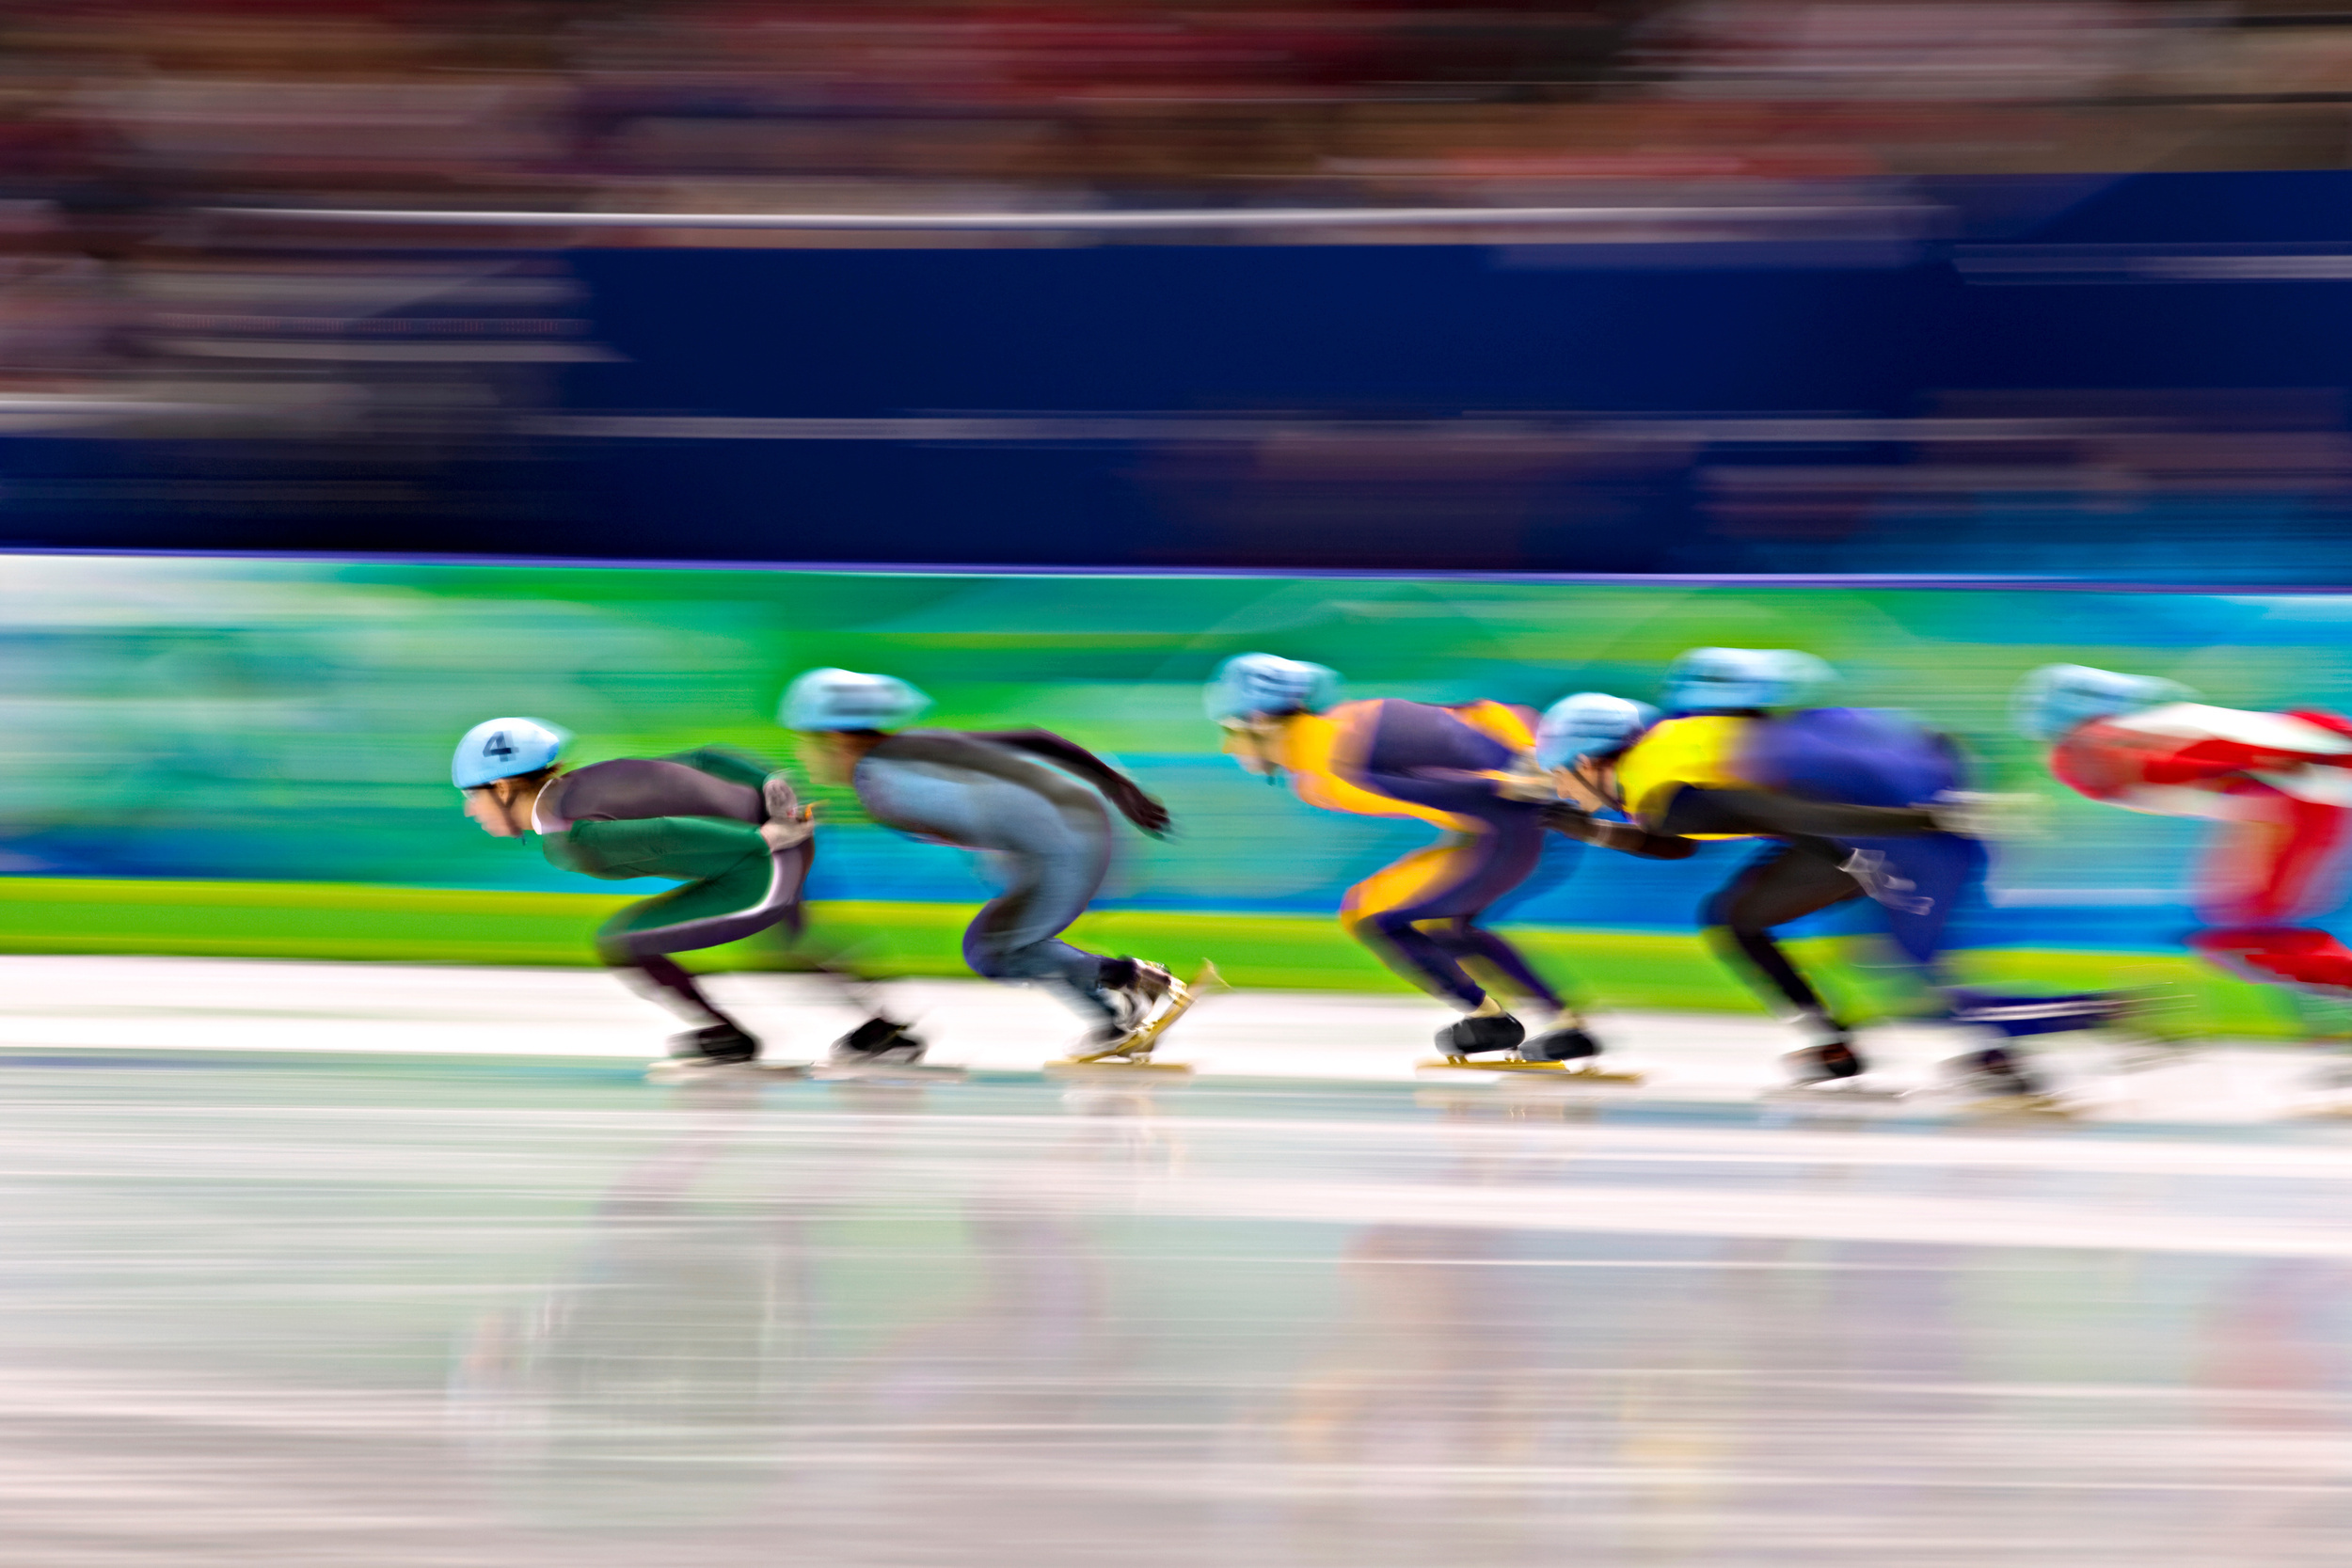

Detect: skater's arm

[663,747,777,792]
[565,815,771,880]
[1661,786,1940,840]
[1538,803,1699,859]
[968,729,1173,837]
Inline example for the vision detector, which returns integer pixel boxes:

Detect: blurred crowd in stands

[6,0,2352,579]
[3,0,2352,228]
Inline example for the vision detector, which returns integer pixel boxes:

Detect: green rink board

[0,877,2303,1040]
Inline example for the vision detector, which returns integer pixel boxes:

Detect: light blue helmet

[1535,692,1659,770]
[2013,663,2191,743]
[779,667,932,732]
[1661,647,1835,714]
[453,717,566,789]
[1206,653,1340,722]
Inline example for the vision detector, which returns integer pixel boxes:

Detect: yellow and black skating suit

[1603,712,1945,1021]
[1268,697,1564,1011]
[1613,714,1765,837]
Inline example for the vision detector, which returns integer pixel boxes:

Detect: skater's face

[1220,719,1282,776]
[799,730,869,786]
[462,782,531,837]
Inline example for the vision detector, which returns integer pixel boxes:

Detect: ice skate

[815,1015,965,1083]
[1945,1046,2073,1117]
[645,1023,809,1083]
[1518,1023,1645,1083]
[1767,1031,1902,1101]
[2288,1043,2352,1116]
[1043,960,1216,1076]
[1429,1009,1524,1059]
[1421,1018,1644,1083]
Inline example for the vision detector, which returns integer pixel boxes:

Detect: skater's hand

[1537,800,1595,833]
[1926,790,2043,841]
[761,805,818,851]
[1109,784,1172,838]
[1493,769,1557,802]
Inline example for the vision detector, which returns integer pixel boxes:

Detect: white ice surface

[0,953,2330,1123]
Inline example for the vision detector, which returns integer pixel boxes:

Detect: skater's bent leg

[1707,923,1829,1016]
[615,952,751,1034]
[1346,908,1489,1009]
[597,846,808,1037]
[1704,842,1866,1018]
[2198,796,2352,932]
[1435,921,1566,1014]
[960,835,1120,1022]
[2191,926,2352,991]
[1343,837,1528,1010]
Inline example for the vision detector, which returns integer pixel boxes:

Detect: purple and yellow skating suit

[1267,697,1565,1013]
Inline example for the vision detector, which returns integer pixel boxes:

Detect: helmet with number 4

[453,718,566,789]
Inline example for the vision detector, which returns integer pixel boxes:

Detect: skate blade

[1762,1081,1908,1102]
[1051,960,1219,1072]
[1043,1056,1195,1077]
[645,1059,812,1084]
[811,1060,968,1084]
[1414,1058,1645,1084]
[1956,1093,2076,1119]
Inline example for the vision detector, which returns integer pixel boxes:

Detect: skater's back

[536,750,775,881]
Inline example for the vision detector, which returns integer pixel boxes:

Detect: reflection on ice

[1,1054,2348,1563]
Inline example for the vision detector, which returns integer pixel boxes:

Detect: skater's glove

[1110,785,1173,838]
[1926,790,2044,841]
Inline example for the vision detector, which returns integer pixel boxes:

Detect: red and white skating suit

[2051,702,2352,990]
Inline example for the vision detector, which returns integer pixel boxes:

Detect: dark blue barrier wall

[551,171,2352,575]
[14,171,2352,575]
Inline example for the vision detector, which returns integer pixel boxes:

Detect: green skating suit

[534,747,805,1035]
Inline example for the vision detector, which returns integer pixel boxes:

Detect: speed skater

[778,668,1186,1060]
[452,717,907,1074]
[1539,649,2121,1095]
[1209,651,1600,1065]
[2018,663,2352,1002]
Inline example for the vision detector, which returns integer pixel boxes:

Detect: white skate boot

[1045,959,1215,1075]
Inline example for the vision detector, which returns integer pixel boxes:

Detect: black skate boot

[646,1022,778,1081]
[668,1022,759,1065]
[1437,1012,1526,1059]
[1782,1035,1866,1086]
[1518,1025,1600,1062]
[1950,1044,2042,1098]
[832,1014,928,1067]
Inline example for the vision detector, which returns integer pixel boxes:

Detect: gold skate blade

[1054,960,1220,1072]
[1956,1093,2076,1118]
[1042,1057,1196,1077]
[1415,1057,1644,1084]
